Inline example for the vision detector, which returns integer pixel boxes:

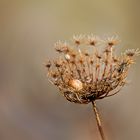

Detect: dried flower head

[45,35,139,104]
[87,34,100,46]
[103,36,120,47]
[124,48,140,57]
[45,60,51,68]
[54,41,70,53]
[73,34,85,45]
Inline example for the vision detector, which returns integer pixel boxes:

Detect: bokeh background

[0,0,140,140]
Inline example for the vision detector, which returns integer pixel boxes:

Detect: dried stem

[92,101,106,140]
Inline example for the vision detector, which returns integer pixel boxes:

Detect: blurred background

[0,0,140,140]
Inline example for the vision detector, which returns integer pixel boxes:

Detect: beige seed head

[45,34,139,104]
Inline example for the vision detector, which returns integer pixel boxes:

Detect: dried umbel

[46,35,139,104]
[45,35,139,140]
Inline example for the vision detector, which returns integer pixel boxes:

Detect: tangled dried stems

[45,34,139,140]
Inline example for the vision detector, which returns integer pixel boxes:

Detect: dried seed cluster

[45,35,139,104]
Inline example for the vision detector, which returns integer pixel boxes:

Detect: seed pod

[69,79,83,91]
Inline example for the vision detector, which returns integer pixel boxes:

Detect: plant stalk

[92,101,106,140]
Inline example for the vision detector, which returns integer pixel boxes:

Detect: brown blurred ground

[0,0,140,140]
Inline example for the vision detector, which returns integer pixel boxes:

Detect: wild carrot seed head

[45,35,139,104]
